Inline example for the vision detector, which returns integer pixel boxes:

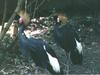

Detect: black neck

[18,24,28,40]
[54,21,61,30]
[18,24,25,33]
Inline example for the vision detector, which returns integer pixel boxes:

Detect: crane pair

[18,15,83,75]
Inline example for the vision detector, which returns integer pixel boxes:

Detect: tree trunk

[0,0,25,41]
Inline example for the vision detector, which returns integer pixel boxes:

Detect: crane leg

[44,69,48,75]
[65,52,70,75]
[35,66,39,75]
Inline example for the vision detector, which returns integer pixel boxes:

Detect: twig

[0,0,25,41]
[25,0,27,12]
[36,0,46,10]
[32,0,46,18]
[0,68,9,75]
[32,0,38,18]
[0,68,15,74]
[27,0,35,8]
[1,0,7,32]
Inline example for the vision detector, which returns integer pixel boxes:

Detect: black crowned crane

[17,17,63,75]
[53,15,83,65]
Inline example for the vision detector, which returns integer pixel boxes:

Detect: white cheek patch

[57,17,60,22]
[75,38,83,54]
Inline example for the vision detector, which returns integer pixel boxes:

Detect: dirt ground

[0,31,100,75]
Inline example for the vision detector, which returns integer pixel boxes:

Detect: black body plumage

[53,16,83,64]
[18,24,63,74]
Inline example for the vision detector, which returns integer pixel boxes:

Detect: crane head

[17,10,30,25]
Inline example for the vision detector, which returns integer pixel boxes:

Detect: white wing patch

[43,45,60,73]
[24,30,31,39]
[43,45,46,51]
[75,38,83,54]
[46,52,60,73]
